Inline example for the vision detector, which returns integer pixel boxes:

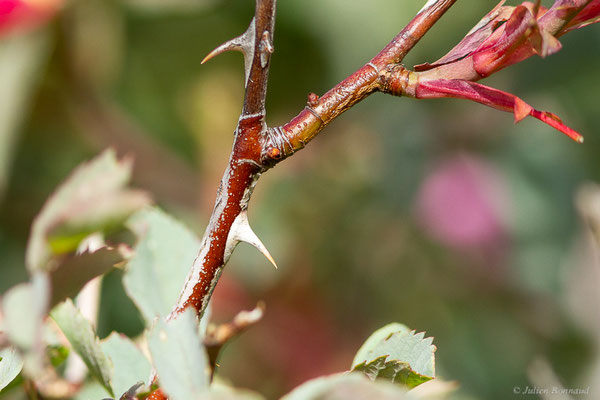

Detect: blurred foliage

[1,0,600,399]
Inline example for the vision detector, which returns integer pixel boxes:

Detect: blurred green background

[1,0,600,399]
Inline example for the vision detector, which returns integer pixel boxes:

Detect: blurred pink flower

[416,154,509,250]
[0,0,63,35]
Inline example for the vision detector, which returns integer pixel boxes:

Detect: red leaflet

[562,0,600,32]
[415,79,583,143]
[539,0,600,34]
[414,1,514,71]
[408,0,600,143]
[416,0,599,76]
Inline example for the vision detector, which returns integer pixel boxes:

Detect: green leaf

[48,247,122,308]
[26,149,150,272]
[0,347,24,391]
[73,380,113,400]
[353,356,432,389]
[1,274,51,379]
[147,309,209,400]
[123,208,200,323]
[51,300,114,396]
[203,379,266,400]
[352,323,436,388]
[281,373,411,400]
[100,333,151,399]
[352,323,409,368]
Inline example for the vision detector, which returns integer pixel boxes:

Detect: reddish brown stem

[243,0,276,116]
[169,0,278,318]
[170,116,264,316]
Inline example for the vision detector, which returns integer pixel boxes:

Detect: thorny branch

[171,0,599,322]
[168,0,279,320]
[171,0,598,319]
[142,0,600,397]
[169,0,459,323]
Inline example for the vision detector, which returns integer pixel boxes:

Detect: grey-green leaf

[123,208,200,324]
[352,324,436,380]
[73,381,113,400]
[101,333,151,399]
[1,274,50,379]
[1,278,48,351]
[26,149,150,272]
[281,373,411,400]
[203,379,266,400]
[0,347,24,391]
[353,356,432,389]
[147,309,209,400]
[352,323,409,368]
[51,300,114,396]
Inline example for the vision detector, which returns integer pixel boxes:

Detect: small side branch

[264,0,459,162]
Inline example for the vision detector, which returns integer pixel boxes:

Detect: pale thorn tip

[230,211,278,269]
[201,38,244,65]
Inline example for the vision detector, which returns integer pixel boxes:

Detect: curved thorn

[201,19,256,87]
[228,211,278,269]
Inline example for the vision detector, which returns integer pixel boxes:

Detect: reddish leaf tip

[530,109,585,143]
[415,79,586,144]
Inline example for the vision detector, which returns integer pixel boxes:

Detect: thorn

[201,39,243,65]
[201,19,256,86]
[229,211,278,269]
